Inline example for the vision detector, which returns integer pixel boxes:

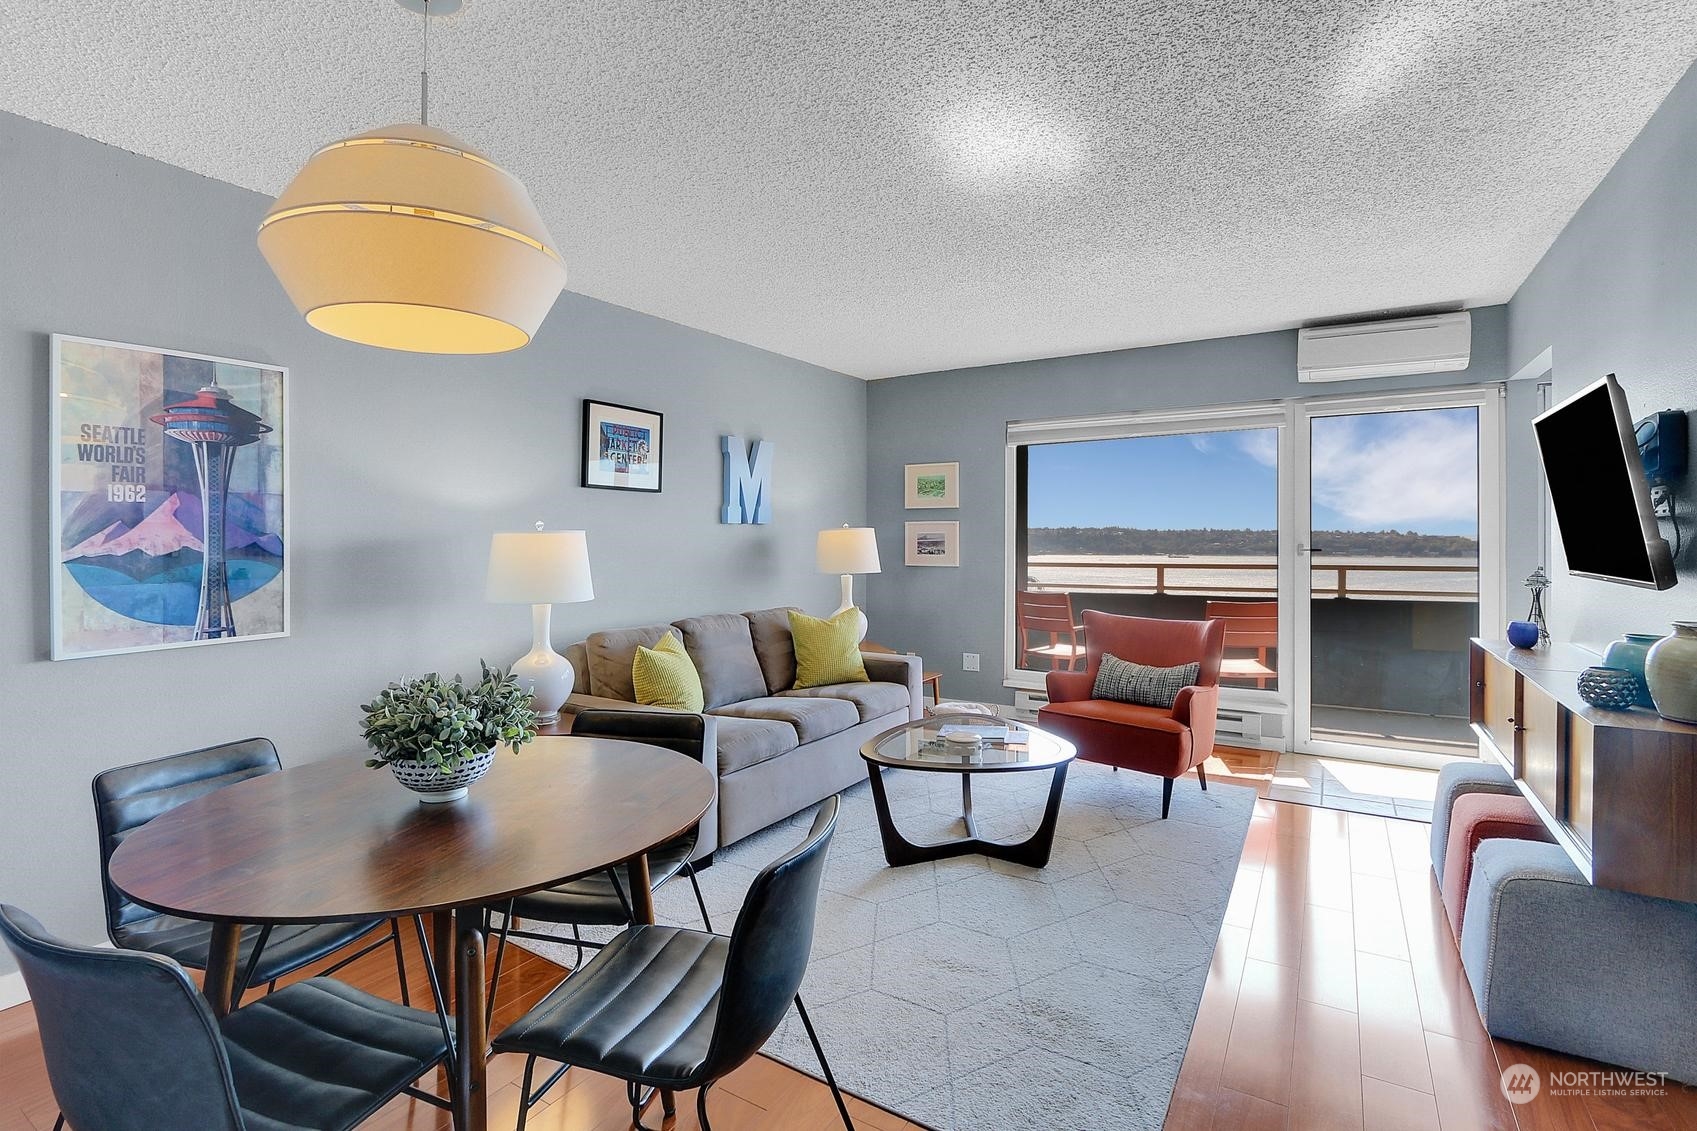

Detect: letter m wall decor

[721,435,774,524]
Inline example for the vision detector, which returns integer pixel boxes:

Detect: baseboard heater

[1215,708,1264,743]
[1015,690,1280,749]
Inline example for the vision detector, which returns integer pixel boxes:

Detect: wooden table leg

[453,910,488,1131]
[624,853,655,925]
[205,922,242,1018]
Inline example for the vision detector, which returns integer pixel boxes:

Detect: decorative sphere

[1507,621,1541,650]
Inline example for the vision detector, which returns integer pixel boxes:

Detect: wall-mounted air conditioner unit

[1297,312,1471,383]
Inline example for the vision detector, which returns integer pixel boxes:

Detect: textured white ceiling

[3,2,1695,379]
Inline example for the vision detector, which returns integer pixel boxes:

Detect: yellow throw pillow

[631,632,705,712]
[789,609,870,688]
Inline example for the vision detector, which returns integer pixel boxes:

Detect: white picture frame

[50,334,290,660]
[904,461,959,508]
[905,520,960,566]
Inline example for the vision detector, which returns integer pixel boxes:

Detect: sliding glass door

[1293,389,1502,765]
[1007,385,1503,767]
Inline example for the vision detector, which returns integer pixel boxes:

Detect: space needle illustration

[151,384,271,639]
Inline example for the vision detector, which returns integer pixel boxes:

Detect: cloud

[1310,410,1478,529]
[1235,429,1279,468]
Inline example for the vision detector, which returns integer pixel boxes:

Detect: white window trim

[1004,383,1508,764]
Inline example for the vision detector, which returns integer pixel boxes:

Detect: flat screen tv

[1533,373,1676,590]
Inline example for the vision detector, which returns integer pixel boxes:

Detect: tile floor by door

[1263,752,1441,820]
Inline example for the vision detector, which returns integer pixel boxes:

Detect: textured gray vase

[1645,623,1697,725]
[1602,633,1664,708]
[387,748,497,803]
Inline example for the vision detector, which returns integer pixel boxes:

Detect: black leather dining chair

[0,903,450,1131]
[93,737,409,1007]
[484,709,715,1013]
[493,795,853,1131]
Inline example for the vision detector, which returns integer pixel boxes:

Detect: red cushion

[1441,792,1554,938]
[1038,699,1190,778]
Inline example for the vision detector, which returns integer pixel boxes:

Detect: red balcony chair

[1038,611,1226,819]
[1016,590,1086,672]
[1205,599,1277,689]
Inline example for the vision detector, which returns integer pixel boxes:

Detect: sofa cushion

[710,715,799,775]
[673,614,769,710]
[743,607,801,693]
[781,681,911,722]
[632,633,705,712]
[586,625,675,701]
[789,609,869,688]
[1038,698,1191,777]
[1093,653,1200,709]
[711,696,860,744]
[566,642,591,694]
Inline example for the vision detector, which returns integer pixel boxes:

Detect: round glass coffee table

[859,715,1076,868]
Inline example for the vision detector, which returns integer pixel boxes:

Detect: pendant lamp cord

[419,0,431,126]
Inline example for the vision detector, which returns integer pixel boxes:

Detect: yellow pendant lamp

[258,1,564,354]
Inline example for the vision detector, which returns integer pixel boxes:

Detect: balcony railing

[1024,556,1478,602]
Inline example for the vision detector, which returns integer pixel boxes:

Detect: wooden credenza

[1470,638,1697,903]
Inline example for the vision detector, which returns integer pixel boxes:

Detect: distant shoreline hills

[1028,527,1478,557]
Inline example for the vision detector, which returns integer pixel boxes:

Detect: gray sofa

[562,607,922,856]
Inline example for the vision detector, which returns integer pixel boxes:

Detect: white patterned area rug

[514,761,1257,1131]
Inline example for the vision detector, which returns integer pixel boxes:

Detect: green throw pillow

[789,609,870,688]
[631,632,705,712]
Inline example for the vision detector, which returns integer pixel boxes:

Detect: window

[1012,421,1284,693]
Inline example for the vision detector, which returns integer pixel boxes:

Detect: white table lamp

[817,525,880,642]
[486,525,594,724]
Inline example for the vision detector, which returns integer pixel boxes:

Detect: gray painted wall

[1507,60,1697,645]
[0,111,866,973]
[865,307,1519,706]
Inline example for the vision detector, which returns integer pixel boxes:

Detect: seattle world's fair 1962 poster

[51,335,288,660]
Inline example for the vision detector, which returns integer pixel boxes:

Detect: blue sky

[1027,408,1479,536]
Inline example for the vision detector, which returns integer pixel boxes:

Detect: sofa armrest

[564,692,681,717]
[1046,670,1094,704]
[861,651,923,720]
[1172,684,1221,766]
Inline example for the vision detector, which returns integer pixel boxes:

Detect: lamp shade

[258,123,566,354]
[817,527,881,575]
[486,530,594,604]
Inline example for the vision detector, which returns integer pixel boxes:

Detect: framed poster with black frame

[581,399,663,492]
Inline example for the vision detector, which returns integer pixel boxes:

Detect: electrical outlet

[962,652,981,672]
[1651,484,1673,518]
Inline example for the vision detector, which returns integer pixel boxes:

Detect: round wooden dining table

[107,736,716,1131]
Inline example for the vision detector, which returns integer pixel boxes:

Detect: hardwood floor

[1171,748,1697,1131]
[3,749,1692,1131]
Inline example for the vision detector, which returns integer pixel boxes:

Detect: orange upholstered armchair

[1037,611,1226,819]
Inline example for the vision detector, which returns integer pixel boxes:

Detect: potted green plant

[361,662,539,802]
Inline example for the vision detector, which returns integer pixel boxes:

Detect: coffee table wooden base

[865,762,1071,869]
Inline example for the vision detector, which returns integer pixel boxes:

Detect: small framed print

[904,461,959,508]
[905,521,960,566]
[582,399,663,492]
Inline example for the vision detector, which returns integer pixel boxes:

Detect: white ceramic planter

[387,747,497,803]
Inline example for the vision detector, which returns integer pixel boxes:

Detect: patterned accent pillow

[1092,652,1201,709]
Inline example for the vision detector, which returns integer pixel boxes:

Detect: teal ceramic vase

[1645,623,1697,725]
[1602,632,1665,709]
